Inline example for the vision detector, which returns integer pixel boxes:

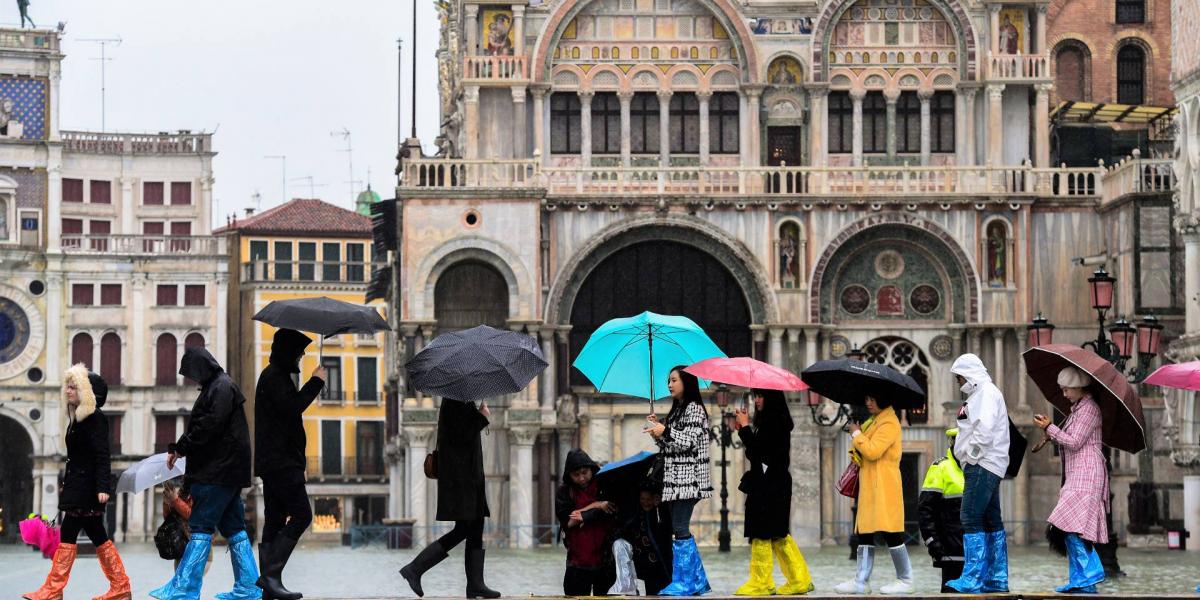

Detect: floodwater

[2,542,1198,598]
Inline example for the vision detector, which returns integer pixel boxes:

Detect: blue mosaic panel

[0,168,46,209]
[0,77,46,140]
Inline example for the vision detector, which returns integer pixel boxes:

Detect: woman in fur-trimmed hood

[23,364,131,600]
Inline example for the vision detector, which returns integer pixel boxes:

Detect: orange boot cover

[92,540,133,600]
[22,542,77,600]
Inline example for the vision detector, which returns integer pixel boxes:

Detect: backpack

[154,513,189,560]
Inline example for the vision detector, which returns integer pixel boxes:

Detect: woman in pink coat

[1033,366,1106,594]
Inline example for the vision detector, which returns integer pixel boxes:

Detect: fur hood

[63,363,107,422]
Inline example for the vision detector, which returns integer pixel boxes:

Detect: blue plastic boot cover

[981,530,1009,592]
[1054,533,1104,594]
[946,531,987,593]
[215,530,263,600]
[657,537,712,596]
[151,532,212,600]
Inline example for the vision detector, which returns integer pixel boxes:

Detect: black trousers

[60,514,109,545]
[643,574,670,595]
[437,518,484,551]
[261,471,313,544]
[564,565,615,596]
[940,562,965,593]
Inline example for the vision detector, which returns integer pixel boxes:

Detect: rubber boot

[150,532,211,600]
[216,531,263,600]
[946,531,987,593]
[879,545,914,594]
[834,544,874,594]
[981,530,1009,593]
[658,537,711,596]
[734,539,776,596]
[772,535,814,595]
[92,540,132,600]
[257,536,302,600]
[465,548,501,598]
[1055,534,1104,594]
[400,541,449,598]
[22,542,76,600]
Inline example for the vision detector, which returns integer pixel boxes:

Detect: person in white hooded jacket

[945,353,1010,594]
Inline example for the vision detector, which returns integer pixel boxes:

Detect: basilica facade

[388,0,1183,548]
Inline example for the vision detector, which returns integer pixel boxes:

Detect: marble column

[1186,475,1200,552]
[884,89,900,159]
[199,176,214,234]
[465,4,479,55]
[45,272,62,382]
[531,86,548,164]
[579,90,594,168]
[1034,83,1051,167]
[130,275,147,385]
[745,86,763,167]
[1186,230,1200,333]
[508,427,539,548]
[850,89,866,167]
[540,328,557,412]
[791,408,822,546]
[986,84,1005,166]
[657,90,672,166]
[988,5,1000,56]
[697,90,712,165]
[918,89,934,166]
[511,86,527,158]
[808,86,829,167]
[512,6,526,56]
[618,91,634,168]
[768,327,785,368]
[119,176,134,233]
[992,329,1006,391]
[464,85,480,160]
[1034,5,1047,53]
[214,274,228,368]
[819,426,837,541]
[804,329,819,366]
[589,413,614,461]
[388,442,405,519]
[403,426,436,545]
[46,164,62,252]
[959,86,978,166]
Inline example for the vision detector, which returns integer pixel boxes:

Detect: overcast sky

[27,0,441,223]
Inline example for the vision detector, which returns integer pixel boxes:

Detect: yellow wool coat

[852,406,904,534]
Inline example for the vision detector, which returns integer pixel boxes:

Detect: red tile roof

[215,198,372,237]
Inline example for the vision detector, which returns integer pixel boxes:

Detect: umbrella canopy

[406,325,547,402]
[573,312,726,406]
[684,357,808,391]
[1022,344,1146,454]
[116,453,186,494]
[252,296,390,337]
[1144,361,1200,391]
[800,358,926,409]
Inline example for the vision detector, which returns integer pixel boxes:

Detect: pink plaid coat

[1045,394,1109,543]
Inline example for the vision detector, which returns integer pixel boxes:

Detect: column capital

[1035,4,1048,15]
[555,326,572,343]
[511,86,527,103]
[656,89,673,102]
[1175,212,1200,236]
[695,89,713,101]
[464,3,479,16]
[577,89,595,103]
[512,4,526,16]
[768,326,786,341]
[530,83,550,98]
[884,89,902,103]
[507,425,541,445]
[804,83,831,97]
[400,425,436,447]
[1034,82,1053,95]
[917,88,936,101]
[849,88,868,101]
[988,4,1001,15]
[464,85,480,103]
[616,89,635,101]
[986,83,1005,99]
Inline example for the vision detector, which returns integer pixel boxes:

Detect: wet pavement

[2,542,1199,598]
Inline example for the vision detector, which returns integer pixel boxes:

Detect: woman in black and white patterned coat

[646,366,713,595]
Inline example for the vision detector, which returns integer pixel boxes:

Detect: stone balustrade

[463,55,528,83]
[62,130,214,155]
[0,28,58,51]
[986,52,1051,82]
[60,234,225,256]
[1100,156,1176,204]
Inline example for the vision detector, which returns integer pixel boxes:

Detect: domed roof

[355,184,381,216]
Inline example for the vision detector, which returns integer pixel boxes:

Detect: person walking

[918,429,965,593]
[23,365,131,600]
[555,448,617,595]
[151,347,260,600]
[1034,366,1107,594]
[835,394,913,595]
[254,328,326,600]
[731,389,813,596]
[399,398,501,599]
[644,366,713,596]
[946,354,1011,594]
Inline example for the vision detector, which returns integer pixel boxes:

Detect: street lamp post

[711,384,740,552]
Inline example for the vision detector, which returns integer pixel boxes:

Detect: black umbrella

[405,325,547,402]
[596,451,658,513]
[801,358,925,409]
[252,297,390,358]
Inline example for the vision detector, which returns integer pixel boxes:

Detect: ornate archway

[0,412,33,542]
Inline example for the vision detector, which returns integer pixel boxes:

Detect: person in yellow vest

[918,429,965,593]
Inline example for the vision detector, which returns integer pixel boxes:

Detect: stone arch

[811,0,978,82]
[413,236,533,322]
[583,64,626,90]
[530,0,761,85]
[1111,35,1154,104]
[546,214,779,325]
[705,64,742,90]
[981,215,1012,287]
[1052,38,1093,102]
[625,64,665,91]
[0,405,40,454]
[809,213,979,323]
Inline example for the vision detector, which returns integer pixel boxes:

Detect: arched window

[895,93,921,153]
[71,333,93,370]
[862,337,930,424]
[1055,43,1089,102]
[156,333,177,386]
[184,332,205,349]
[863,93,887,154]
[778,221,803,289]
[986,220,1009,287]
[1117,44,1145,105]
[100,333,121,385]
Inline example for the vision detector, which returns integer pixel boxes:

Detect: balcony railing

[242,260,372,284]
[62,130,213,155]
[0,28,58,51]
[1100,156,1175,204]
[61,234,224,256]
[987,52,1051,82]
[305,456,386,481]
[463,55,528,82]
[318,390,347,406]
[401,159,1107,199]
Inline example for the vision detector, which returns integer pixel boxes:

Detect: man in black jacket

[254,328,325,600]
[154,347,259,600]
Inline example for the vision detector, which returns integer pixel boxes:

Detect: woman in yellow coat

[835,395,913,595]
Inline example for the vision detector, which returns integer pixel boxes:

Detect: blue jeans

[960,463,1002,534]
[668,498,698,539]
[188,483,248,538]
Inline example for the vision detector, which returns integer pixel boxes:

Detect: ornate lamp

[1087,267,1116,316]
[1136,315,1164,358]
[1027,312,1056,347]
[1108,316,1136,361]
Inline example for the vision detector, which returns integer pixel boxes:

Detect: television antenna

[331,127,354,205]
[78,37,122,131]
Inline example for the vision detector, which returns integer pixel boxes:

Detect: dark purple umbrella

[406,325,547,402]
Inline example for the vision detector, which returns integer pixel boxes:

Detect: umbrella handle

[1032,434,1051,453]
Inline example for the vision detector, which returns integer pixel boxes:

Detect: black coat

[435,399,490,521]
[738,419,793,540]
[170,347,253,489]
[60,370,112,511]
[255,329,324,478]
[917,453,965,566]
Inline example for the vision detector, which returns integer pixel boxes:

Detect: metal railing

[305,456,386,480]
[318,390,346,405]
[987,52,1051,81]
[241,260,371,284]
[60,234,224,256]
[463,55,528,82]
[62,130,213,155]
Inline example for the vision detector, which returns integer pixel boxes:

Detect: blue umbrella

[572,311,726,410]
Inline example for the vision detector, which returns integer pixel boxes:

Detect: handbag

[423,451,438,479]
[836,461,859,498]
[1004,417,1028,479]
[154,514,188,560]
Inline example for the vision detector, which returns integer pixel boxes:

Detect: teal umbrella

[572,311,726,411]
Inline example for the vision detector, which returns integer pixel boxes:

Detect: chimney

[245,207,256,217]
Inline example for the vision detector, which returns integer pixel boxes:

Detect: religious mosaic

[997,8,1026,55]
[750,17,813,36]
[829,241,954,321]
[827,0,959,80]
[767,57,804,86]
[778,221,801,288]
[482,9,515,56]
[552,0,738,66]
[840,284,870,314]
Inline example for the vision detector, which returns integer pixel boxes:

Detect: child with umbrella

[555,448,618,595]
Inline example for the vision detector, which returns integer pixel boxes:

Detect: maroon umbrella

[1021,344,1146,454]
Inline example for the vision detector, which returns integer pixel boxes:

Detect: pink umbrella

[19,516,59,558]
[684,357,808,391]
[1144,361,1200,391]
